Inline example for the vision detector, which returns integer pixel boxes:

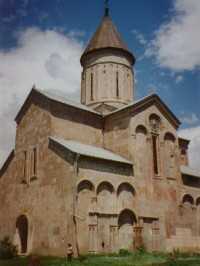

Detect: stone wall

[50,101,103,147]
[81,50,134,108]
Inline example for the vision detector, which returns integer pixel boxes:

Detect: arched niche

[118,209,137,250]
[164,132,176,178]
[164,132,176,142]
[16,215,28,254]
[182,194,194,205]
[117,183,135,196]
[117,183,135,209]
[97,181,115,213]
[77,180,95,215]
[135,125,147,175]
[149,114,161,131]
[181,194,194,229]
[76,180,95,252]
[196,197,200,206]
[135,125,147,135]
[77,180,95,194]
[97,181,114,195]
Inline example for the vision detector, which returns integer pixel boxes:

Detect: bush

[136,245,147,254]
[0,236,18,259]
[27,255,41,266]
[78,254,88,262]
[119,249,131,256]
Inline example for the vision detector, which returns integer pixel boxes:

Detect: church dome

[80,11,135,66]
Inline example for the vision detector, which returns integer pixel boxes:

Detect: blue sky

[0,0,199,168]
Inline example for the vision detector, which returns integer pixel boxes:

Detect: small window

[116,71,119,98]
[149,114,161,133]
[33,147,37,176]
[152,135,159,175]
[22,151,27,183]
[81,71,85,81]
[91,73,94,101]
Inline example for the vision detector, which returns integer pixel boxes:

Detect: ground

[1,252,200,266]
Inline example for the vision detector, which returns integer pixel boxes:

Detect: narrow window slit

[23,151,27,179]
[116,71,119,98]
[152,135,159,175]
[33,147,37,176]
[91,73,94,101]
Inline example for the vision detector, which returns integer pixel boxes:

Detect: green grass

[1,252,200,266]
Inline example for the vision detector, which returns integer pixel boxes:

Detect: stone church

[0,6,200,256]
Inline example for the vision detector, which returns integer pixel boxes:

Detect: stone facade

[81,50,134,109]
[0,8,200,256]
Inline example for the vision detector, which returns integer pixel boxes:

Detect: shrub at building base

[27,255,41,266]
[0,236,18,259]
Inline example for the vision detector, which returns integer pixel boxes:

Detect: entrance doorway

[118,209,136,250]
[16,215,28,253]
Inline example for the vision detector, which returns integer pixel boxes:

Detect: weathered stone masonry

[0,6,200,256]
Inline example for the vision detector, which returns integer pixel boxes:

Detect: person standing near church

[67,243,73,262]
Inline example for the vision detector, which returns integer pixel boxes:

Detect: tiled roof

[181,165,200,178]
[81,14,135,65]
[50,137,132,165]
[15,87,181,131]
[36,89,100,115]
[105,93,181,128]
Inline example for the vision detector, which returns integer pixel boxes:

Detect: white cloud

[181,113,199,126]
[179,126,200,170]
[0,27,83,167]
[146,0,200,71]
[175,75,183,83]
[132,30,147,45]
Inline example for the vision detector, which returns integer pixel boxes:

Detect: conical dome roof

[80,13,135,65]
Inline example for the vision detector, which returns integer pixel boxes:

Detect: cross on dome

[104,0,109,16]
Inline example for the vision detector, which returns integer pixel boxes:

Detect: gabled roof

[81,13,135,65]
[105,93,181,129]
[15,87,180,129]
[181,165,200,178]
[50,137,132,165]
[35,89,100,114]
[15,88,101,123]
